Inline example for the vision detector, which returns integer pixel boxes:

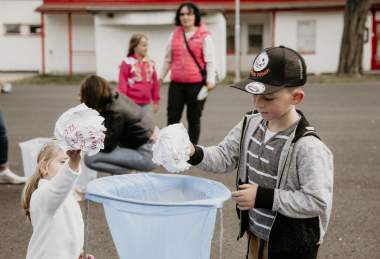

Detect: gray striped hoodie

[195,112,334,243]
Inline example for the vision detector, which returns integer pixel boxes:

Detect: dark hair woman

[80,75,158,174]
[159,2,216,145]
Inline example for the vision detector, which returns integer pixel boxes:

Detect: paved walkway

[0,81,379,258]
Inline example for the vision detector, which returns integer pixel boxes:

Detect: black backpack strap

[236,111,255,240]
[293,110,320,143]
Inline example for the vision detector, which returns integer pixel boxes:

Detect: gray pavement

[0,81,379,259]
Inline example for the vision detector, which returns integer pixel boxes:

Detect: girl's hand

[67,150,81,172]
[231,183,258,211]
[189,144,195,156]
[159,77,164,84]
[150,126,160,142]
[153,103,159,113]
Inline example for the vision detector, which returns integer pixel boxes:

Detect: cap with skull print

[230,46,307,95]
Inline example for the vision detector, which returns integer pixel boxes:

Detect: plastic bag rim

[85,173,231,207]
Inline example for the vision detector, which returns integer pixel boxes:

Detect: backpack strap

[293,110,320,143]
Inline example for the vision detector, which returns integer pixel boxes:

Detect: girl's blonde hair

[22,139,61,221]
[128,33,147,56]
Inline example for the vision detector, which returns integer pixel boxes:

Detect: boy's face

[252,87,303,121]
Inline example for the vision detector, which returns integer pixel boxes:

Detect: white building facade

[1,0,380,77]
[0,1,42,71]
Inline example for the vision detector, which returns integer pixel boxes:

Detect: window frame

[247,24,264,55]
[296,20,317,55]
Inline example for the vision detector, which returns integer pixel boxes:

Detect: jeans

[0,112,8,166]
[84,141,157,175]
[138,104,149,115]
[167,81,205,145]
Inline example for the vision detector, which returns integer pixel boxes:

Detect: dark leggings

[0,112,8,166]
[167,81,205,145]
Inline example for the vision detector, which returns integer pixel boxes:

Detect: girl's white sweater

[26,162,84,259]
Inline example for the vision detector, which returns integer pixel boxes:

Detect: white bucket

[19,138,51,178]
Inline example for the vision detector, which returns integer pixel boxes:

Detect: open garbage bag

[86,173,231,259]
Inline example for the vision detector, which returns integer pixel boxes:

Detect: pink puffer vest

[170,24,209,83]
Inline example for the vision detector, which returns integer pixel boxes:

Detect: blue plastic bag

[86,173,231,259]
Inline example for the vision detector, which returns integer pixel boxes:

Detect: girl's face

[134,37,148,58]
[44,149,68,180]
[179,6,196,29]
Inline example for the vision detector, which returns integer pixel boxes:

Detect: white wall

[362,13,373,71]
[95,11,226,82]
[72,15,96,73]
[226,13,272,72]
[0,1,42,71]
[45,14,95,74]
[275,11,345,75]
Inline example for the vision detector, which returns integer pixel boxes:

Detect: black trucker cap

[230,46,307,95]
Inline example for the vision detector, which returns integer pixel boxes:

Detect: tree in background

[337,0,371,76]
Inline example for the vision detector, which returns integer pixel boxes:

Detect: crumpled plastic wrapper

[152,123,192,173]
[54,103,106,156]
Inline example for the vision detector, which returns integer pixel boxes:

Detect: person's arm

[261,137,334,217]
[188,119,243,173]
[118,61,130,95]
[203,35,216,90]
[159,33,173,82]
[42,151,81,215]
[151,65,160,112]
[101,112,120,153]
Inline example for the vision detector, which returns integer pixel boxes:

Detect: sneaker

[1,83,12,94]
[0,168,27,184]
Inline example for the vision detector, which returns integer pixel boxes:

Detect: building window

[227,25,235,54]
[248,24,263,54]
[4,24,21,35]
[297,20,316,54]
[30,25,41,35]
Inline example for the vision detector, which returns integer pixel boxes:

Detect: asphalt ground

[0,81,379,259]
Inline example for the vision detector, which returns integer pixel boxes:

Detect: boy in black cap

[188,46,334,259]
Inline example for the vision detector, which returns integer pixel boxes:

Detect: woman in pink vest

[160,2,216,144]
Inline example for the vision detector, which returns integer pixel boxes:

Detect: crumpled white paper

[54,103,106,156]
[152,123,192,173]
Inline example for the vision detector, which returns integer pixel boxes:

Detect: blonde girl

[22,140,85,259]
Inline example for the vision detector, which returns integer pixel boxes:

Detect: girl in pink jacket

[118,34,160,113]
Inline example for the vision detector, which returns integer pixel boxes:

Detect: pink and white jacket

[170,24,209,83]
[118,54,160,105]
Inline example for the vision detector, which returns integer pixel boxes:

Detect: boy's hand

[232,183,258,211]
[67,150,81,172]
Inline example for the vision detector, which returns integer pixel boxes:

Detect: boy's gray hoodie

[195,112,334,243]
